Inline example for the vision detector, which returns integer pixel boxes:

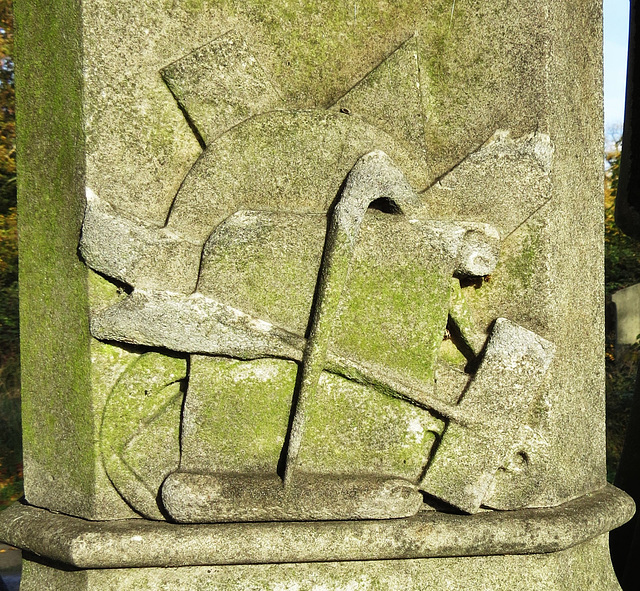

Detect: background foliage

[605,141,640,295]
[0,0,21,509]
[605,139,640,481]
[0,0,15,350]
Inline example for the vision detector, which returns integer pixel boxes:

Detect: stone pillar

[0,0,633,589]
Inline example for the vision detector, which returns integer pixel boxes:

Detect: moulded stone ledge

[0,485,633,570]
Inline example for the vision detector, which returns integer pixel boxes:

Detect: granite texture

[612,282,640,348]
[0,487,632,569]
[6,0,628,588]
[422,318,555,513]
[84,148,543,520]
[17,538,624,591]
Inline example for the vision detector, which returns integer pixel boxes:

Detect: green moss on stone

[100,352,187,519]
[180,356,296,474]
[16,0,97,515]
[173,0,427,108]
[504,225,541,293]
[460,219,547,336]
[300,371,441,479]
[334,260,451,388]
[87,270,128,313]
[438,339,468,368]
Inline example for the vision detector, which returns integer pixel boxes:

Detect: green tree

[605,139,640,295]
[0,0,14,216]
[0,0,20,510]
[0,0,16,355]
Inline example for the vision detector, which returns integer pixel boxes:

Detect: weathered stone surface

[177,357,441,479]
[162,473,423,523]
[0,487,632,568]
[15,0,95,520]
[16,538,625,591]
[482,423,554,511]
[8,0,627,588]
[89,213,500,371]
[100,353,187,520]
[80,188,201,293]
[331,35,427,168]
[165,111,428,244]
[422,318,555,513]
[87,194,501,421]
[89,289,306,361]
[160,355,441,522]
[297,372,442,480]
[85,150,510,521]
[612,282,640,348]
[423,131,554,238]
[161,30,283,147]
[178,357,295,476]
[197,210,499,340]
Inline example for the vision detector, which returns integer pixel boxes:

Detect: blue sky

[604,0,630,140]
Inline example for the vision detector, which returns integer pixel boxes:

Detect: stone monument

[0,0,634,589]
[612,283,640,354]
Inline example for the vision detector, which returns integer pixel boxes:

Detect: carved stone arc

[100,353,187,520]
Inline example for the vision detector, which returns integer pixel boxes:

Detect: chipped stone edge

[0,485,633,569]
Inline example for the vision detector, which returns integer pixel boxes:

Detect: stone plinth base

[1,485,634,590]
[19,538,622,591]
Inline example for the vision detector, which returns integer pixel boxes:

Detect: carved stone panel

[76,33,564,522]
[7,1,624,589]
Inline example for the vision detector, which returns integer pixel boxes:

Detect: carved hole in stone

[512,451,529,473]
[458,276,484,289]
[368,197,402,214]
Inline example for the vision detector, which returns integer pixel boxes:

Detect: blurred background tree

[0,0,14,217]
[0,0,16,345]
[604,138,640,482]
[606,139,640,295]
[0,0,21,510]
